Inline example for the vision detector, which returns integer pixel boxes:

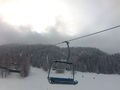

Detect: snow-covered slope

[0,67,120,90]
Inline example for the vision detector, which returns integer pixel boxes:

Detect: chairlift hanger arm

[63,41,70,62]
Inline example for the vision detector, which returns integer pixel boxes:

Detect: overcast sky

[0,0,120,54]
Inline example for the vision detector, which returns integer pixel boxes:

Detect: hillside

[0,44,120,74]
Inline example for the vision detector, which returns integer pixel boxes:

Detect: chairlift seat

[48,77,78,85]
[9,69,20,73]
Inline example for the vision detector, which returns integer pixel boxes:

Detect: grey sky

[0,0,120,54]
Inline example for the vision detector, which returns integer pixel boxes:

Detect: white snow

[0,67,120,90]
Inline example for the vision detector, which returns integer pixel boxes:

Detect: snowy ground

[0,67,120,90]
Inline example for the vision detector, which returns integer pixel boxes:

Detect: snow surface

[0,67,120,90]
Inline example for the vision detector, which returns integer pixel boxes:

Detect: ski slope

[0,67,120,90]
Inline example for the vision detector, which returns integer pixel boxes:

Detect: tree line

[0,44,120,75]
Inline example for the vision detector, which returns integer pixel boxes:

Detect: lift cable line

[55,24,120,46]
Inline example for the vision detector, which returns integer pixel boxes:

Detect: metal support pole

[64,41,70,62]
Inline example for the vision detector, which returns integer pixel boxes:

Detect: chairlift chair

[48,60,78,85]
[47,41,78,85]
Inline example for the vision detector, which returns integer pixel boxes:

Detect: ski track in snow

[0,67,120,90]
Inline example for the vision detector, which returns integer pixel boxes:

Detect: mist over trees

[0,44,120,75]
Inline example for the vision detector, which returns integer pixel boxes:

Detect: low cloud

[0,20,70,45]
[0,19,120,54]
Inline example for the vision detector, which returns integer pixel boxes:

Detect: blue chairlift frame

[47,41,78,85]
[47,60,78,85]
